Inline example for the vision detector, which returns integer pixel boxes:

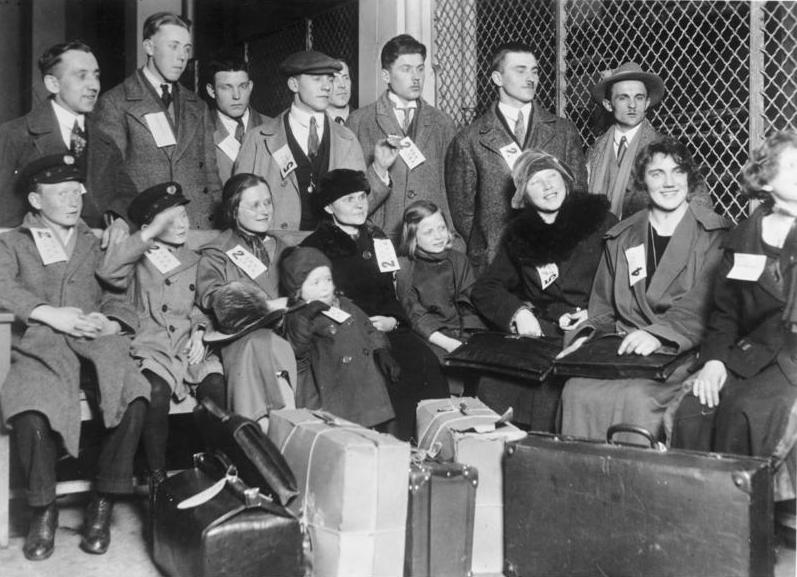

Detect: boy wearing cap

[0,154,150,560]
[97,182,224,494]
[234,49,391,232]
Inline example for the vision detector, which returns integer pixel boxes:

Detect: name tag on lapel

[727,253,766,281]
[144,112,177,147]
[625,244,647,286]
[145,245,181,274]
[273,144,298,179]
[30,228,68,265]
[217,134,241,162]
[226,245,267,279]
[499,142,523,170]
[322,306,351,323]
[398,136,426,170]
[373,238,400,273]
[537,263,559,290]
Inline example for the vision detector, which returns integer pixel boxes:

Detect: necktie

[397,108,412,133]
[234,117,245,143]
[70,119,87,158]
[308,116,320,158]
[617,135,628,166]
[514,110,526,146]
[160,84,172,109]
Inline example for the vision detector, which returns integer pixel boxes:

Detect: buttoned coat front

[94,71,222,230]
[347,92,458,241]
[445,101,587,273]
[212,107,268,185]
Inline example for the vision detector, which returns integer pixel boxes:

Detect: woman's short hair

[631,137,703,198]
[400,200,451,258]
[220,173,270,230]
[741,130,797,200]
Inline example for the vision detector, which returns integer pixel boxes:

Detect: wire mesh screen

[248,19,307,117]
[763,1,797,136]
[310,0,359,108]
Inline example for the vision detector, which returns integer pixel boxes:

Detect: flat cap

[314,168,370,210]
[20,154,83,192]
[279,50,342,77]
[127,181,189,226]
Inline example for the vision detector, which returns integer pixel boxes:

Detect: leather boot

[23,502,58,561]
[79,494,113,554]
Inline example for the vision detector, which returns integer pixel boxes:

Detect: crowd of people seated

[0,9,794,563]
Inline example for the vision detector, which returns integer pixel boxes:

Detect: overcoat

[97,232,222,399]
[94,71,222,230]
[0,215,150,457]
[445,101,587,273]
[0,101,137,228]
[211,107,267,185]
[347,92,458,241]
[233,111,389,232]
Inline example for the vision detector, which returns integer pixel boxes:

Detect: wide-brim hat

[279,50,343,77]
[590,62,665,107]
[127,182,189,227]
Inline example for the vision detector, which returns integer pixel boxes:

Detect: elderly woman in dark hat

[195,173,296,429]
[301,168,448,441]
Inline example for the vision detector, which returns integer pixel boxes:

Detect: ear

[490,70,503,88]
[43,74,60,96]
[602,98,613,112]
[28,191,42,211]
[206,83,216,100]
[323,204,334,215]
[143,38,155,58]
[287,76,299,94]
[380,68,390,86]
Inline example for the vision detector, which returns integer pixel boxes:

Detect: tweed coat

[211,107,268,185]
[445,100,587,273]
[0,101,138,228]
[0,215,150,457]
[94,71,222,230]
[347,92,458,241]
[234,110,389,232]
[97,232,222,399]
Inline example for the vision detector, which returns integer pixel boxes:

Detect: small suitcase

[153,452,304,577]
[503,426,774,577]
[405,458,478,577]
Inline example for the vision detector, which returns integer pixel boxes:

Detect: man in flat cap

[235,50,391,233]
[0,154,150,561]
[95,12,222,230]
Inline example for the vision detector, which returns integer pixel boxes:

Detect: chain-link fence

[433,0,795,222]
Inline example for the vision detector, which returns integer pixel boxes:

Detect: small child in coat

[97,182,224,488]
[395,200,485,360]
[279,246,397,428]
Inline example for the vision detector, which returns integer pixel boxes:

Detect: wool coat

[347,92,458,241]
[0,101,138,228]
[97,232,222,399]
[0,215,150,457]
[212,107,268,186]
[233,111,389,232]
[471,193,616,336]
[561,202,729,441]
[94,71,222,230]
[284,295,394,428]
[445,101,587,273]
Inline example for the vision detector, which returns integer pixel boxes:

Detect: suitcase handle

[606,424,665,451]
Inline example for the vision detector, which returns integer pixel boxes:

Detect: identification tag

[537,263,559,290]
[625,244,647,286]
[499,142,523,170]
[322,306,351,323]
[273,144,298,179]
[727,252,766,281]
[217,134,241,162]
[373,238,400,272]
[30,228,68,265]
[145,244,181,274]
[226,245,267,279]
[144,112,177,147]
[398,136,426,170]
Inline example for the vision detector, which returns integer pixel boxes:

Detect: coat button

[189,283,195,291]
[168,325,176,333]
[407,190,416,199]
[281,223,288,229]
[281,180,288,188]
[329,326,337,335]
[203,187,209,194]
[362,250,372,260]
[363,348,370,356]
[199,162,204,168]
[162,304,168,312]
[341,356,352,364]
[165,279,172,286]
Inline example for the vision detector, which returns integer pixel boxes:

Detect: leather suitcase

[503,426,774,577]
[405,458,478,577]
[153,452,304,577]
[554,334,693,380]
[444,332,562,380]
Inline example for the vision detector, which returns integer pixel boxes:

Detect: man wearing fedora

[234,50,391,233]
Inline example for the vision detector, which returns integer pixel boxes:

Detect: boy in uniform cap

[97,182,224,497]
[0,154,150,560]
[235,50,393,233]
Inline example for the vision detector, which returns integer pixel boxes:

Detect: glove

[285,301,330,357]
[374,348,401,384]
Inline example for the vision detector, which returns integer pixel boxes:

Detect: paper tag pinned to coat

[144,112,177,147]
[30,228,68,265]
[217,134,241,162]
[727,252,766,281]
[226,244,267,279]
[373,238,400,272]
[145,244,181,274]
[322,306,351,323]
[398,136,426,170]
[273,144,298,179]
[499,142,523,170]
[536,263,559,290]
[625,244,647,286]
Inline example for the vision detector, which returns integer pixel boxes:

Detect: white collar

[217,108,250,134]
[498,101,532,124]
[614,122,643,145]
[142,66,172,94]
[387,91,417,110]
[289,103,325,128]
[51,99,84,131]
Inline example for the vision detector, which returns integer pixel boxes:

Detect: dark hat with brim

[280,50,343,77]
[127,181,189,227]
[279,246,333,297]
[20,154,84,193]
[511,150,576,209]
[313,168,370,210]
[590,62,665,106]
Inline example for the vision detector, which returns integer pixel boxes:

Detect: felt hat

[20,154,83,193]
[511,150,576,209]
[313,168,370,210]
[590,62,665,106]
[127,182,189,226]
[279,246,333,297]
[279,50,343,77]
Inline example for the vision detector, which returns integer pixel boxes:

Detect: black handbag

[443,332,562,380]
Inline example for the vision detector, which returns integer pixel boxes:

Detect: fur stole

[303,219,387,260]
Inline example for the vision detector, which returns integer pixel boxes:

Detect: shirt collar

[497,101,532,125]
[289,103,325,128]
[142,66,172,94]
[51,99,84,131]
[217,108,250,134]
[387,91,418,110]
[614,122,643,145]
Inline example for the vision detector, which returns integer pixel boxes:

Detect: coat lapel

[174,87,201,163]
[478,104,514,158]
[27,103,68,156]
[375,92,402,138]
[263,112,299,195]
[645,208,695,303]
[527,103,557,150]
[413,100,435,151]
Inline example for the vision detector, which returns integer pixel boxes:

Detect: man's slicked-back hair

[490,41,536,74]
[381,34,426,69]
[207,54,249,84]
[38,40,93,77]
[143,11,191,40]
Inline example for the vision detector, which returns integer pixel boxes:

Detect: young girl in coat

[98,182,224,488]
[279,246,396,428]
[395,200,485,360]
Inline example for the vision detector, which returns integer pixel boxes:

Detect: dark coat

[211,107,268,185]
[0,101,138,228]
[284,295,394,428]
[445,101,587,272]
[347,92,458,240]
[0,215,149,456]
[94,70,222,230]
[472,193,616,335]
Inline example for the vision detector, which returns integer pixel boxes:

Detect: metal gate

[432,0,797,222]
